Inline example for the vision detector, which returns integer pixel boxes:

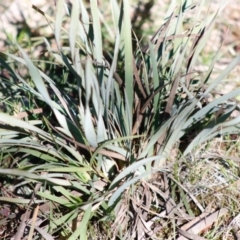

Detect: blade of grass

[90,0,103,62]
[69,0,80,61]
[68,205,92,240]
[122,0,133,135]
[55,0,65,48]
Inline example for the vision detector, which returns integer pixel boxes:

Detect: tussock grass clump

[0,0,240,239]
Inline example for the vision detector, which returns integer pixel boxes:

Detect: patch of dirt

[0,0,55,49]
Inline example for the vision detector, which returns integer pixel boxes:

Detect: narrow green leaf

[90,135,143,164]
[17,45,52,107]
[0,113,48,137]
[184,88,240,129]
[55,0,65,47]
[69,205,92,240]
[69,0,79,60]
[37,191,72,207]
[202,56,240,98]
[79,0,90,33]
[123,0,133,134]
[52,210,78,228]
[109,169,160,207]
[53,186,82,203]
[109,155,164,189]
[149,43,160,118]
[84,106,97,147]
[138,116,176,159]
[0,197,44,204]
[90,0,103,62]
[111,0,120,30]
